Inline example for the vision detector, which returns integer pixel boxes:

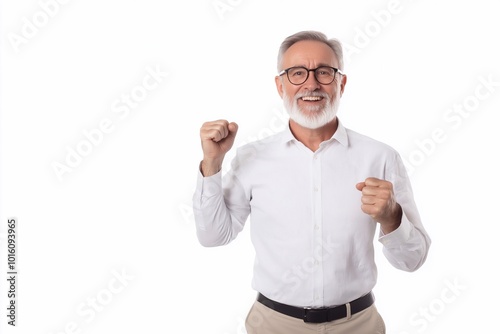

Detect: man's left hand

[356,177,402,233]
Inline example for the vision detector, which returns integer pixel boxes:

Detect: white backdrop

[1,0,499,333]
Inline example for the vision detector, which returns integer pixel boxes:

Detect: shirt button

[314,225,320,230]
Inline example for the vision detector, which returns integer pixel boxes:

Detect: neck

[289,117,339,152]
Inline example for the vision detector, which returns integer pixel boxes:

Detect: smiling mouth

[300,96,323,102]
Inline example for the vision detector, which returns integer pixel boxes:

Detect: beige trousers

[245,300,386,334]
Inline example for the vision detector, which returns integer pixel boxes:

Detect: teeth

[301,96,322,101]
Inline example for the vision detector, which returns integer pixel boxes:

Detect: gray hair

[277,31,344,72]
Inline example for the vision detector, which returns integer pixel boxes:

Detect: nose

[303,69,321,90]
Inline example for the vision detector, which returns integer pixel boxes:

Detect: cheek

[283,86,300,99]
[328,86,341,100]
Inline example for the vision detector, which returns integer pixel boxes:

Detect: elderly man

[193,30,430,334]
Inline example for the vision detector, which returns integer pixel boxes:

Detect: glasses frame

[278,66,344,85]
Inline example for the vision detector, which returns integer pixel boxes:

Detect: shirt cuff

[197,168,223,198]
[378,211,413,247]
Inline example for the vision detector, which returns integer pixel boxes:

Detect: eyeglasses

[278,66,343,85]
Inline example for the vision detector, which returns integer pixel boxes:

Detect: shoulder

[346,127,398,154]
[228,129,288,173]
[343,126,409,181]
[235,129,288,156]
[343,126,404,171]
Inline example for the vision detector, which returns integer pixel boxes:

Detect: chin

[287,104,339,129]
[283,92,340,130]
[294,115,336,129]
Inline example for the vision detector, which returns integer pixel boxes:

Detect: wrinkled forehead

[282,40,339,69]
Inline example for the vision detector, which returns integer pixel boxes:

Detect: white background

[1,0,499,333]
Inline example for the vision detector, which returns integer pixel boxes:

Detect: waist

[251,274,377,307]
[256,291,375,324]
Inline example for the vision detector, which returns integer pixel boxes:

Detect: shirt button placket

[311,152,324,305]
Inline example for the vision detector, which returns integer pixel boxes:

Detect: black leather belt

[257,292,374,323]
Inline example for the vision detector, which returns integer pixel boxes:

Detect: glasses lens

[315,67,336,84]
[287,67,308,85]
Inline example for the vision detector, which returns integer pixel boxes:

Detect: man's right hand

[199,120,238,176]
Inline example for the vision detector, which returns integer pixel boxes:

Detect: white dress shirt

[193,120,431,308]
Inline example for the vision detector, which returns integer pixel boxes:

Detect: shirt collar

[281,118,349,147]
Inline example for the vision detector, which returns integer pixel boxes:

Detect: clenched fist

[356,177,403,233]
[199,120,238,176]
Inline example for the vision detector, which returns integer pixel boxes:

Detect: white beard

[283,90,340,129]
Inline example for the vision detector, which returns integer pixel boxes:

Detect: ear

[275,75,284,98]
[339,74,347,97]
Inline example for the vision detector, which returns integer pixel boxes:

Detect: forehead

[282,40,338,68]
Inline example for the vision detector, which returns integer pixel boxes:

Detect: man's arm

[356,155,431,272]
[192,120,249,247]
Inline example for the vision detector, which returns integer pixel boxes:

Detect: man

[193,31,430,334]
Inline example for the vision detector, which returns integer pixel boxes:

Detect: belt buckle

[303,307,329,323]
